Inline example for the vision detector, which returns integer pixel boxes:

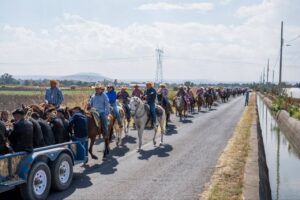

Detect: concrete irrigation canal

[257,95,300,200]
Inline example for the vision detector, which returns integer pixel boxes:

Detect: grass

[200,94,256,200]
[271,95,300,120]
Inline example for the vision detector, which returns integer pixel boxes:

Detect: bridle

[131,98,146,119]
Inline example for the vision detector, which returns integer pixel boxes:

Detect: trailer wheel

[51,153,73,191]
[20,161,51,200]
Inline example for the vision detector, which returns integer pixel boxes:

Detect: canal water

[257,95,300,200]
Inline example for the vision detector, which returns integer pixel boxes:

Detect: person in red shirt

[131,84,143,98]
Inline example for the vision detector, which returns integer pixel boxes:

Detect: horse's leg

[137,126,144,152]
[103,137,110,161]
[153,121,158,147]
[160,118,165,146]
[89,136,98,160]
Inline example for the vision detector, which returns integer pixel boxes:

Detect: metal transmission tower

[155,48,164,84]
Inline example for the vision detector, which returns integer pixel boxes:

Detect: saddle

[90,109,101,128]
[144,104,163,118]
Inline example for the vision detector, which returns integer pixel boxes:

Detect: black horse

[157,93,172,127]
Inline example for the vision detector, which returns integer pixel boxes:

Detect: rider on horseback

[157,83,173,115]
[176,86,189,105]
[132,84,143,98]
[117,86,130,121]
[143,82,157,128]
[106,85,123,128]
[89,85,110,138]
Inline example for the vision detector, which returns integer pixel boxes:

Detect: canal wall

[243,95,271,200]
[258,93,300,153]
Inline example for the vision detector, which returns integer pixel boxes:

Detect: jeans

[99,112,108,138]
[111,102,122,124]
[148,102,156,126]
[72,136,88,159]
[123,103,131,120]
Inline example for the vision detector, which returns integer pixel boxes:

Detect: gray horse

[129,97,166,152]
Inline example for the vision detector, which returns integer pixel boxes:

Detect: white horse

[129,97,166,152]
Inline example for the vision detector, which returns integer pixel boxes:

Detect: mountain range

[14,72,112,82]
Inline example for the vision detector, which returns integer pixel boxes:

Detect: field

[0,86,177,111]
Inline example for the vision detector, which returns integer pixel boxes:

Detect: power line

[286,34,300,43]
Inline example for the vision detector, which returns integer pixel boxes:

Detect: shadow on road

[138,144,173,160]
[121,135,136,144]
[181,119,192,123]
[165,124,178,136]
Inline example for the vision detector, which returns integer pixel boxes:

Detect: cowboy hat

[12,108,25,116]
[95,84,105,89]
[159,83,166,87]
[49,80,58,85]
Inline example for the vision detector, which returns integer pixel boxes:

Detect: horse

[117,99,131,134]
[196,93,205,112]
[204,93,214,110]
[187,93,196,114]
[108,106,127,146]
[174,96,187,121]
[69,108,110,161]
[129,97,166,152]
[157,93,172,127]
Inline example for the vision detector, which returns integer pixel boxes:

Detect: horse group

[19,87,246,161]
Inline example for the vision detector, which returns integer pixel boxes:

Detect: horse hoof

[137,148,141,152]
[91,155,98,160]
[102,157,107,161]
[159,142,163,146]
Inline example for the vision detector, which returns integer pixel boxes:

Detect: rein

[132,99,147,119]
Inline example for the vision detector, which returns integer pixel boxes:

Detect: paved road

[1,96,245,200]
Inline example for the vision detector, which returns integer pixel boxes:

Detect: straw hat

[49,80,58,86]
[160,83,166,87]
[146,82,153,87]
[95,84,105,89]
[121,85,128,90]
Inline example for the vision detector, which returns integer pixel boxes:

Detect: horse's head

[129,97,141,116]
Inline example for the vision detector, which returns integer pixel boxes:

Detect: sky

[0,0,299,82]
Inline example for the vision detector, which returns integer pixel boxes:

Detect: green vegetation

[271,95,300,120]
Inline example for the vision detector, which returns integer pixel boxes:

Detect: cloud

[220,0,235,5]
[0,0,300,82]
[137,2,214,12]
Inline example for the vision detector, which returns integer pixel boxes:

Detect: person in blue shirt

[144,82,157,128]
[89,85,110,138]
[245,89,250,106]
[106,85,123,128]
[45,80,64,108]
[68,106,88,160]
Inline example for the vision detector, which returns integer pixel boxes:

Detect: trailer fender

[17,148,74,180]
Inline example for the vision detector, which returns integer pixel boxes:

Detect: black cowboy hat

[12,108,25,115]
[56,108,65,114]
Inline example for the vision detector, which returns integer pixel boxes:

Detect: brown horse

[205,95,214,110]
[196,94,205,112]
[81,110,110,161]
[174,96,187,121]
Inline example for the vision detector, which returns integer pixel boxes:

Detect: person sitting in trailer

[8,109,33,153]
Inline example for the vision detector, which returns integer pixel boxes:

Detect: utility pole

[279,21,283,85]
[272,69,275,84]
[267,59,269,84]
[155,48,164,84]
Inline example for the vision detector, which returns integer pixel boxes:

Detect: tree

[0,73,19,85]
